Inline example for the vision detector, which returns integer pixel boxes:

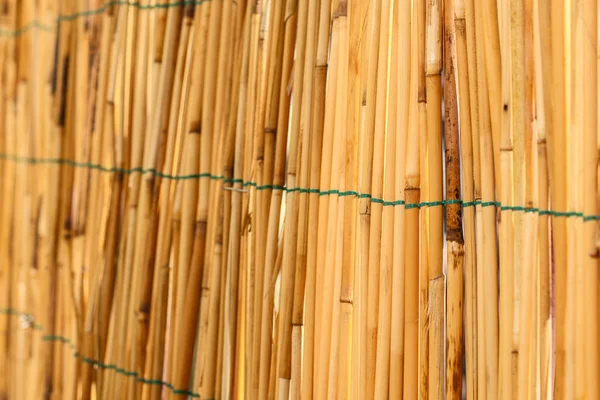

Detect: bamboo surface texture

[0,0,598,399]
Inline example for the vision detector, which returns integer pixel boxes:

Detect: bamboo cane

[339,0,360,396]
[403,14,421,398]
[567,2,583,397]
[324,6,350,396]
[548,0,568,393]
[453,0,478,398]
[498,0,516,396]
[582,0,599,398]
[352,0,379,394]
[0,5,17,398]
[425,1,445,392]
[444,1,465,399]
[533,0,554,397]
[474,2,501,399]
[30,0,59,398]
[389,0,410,397]
[517,0,538,397]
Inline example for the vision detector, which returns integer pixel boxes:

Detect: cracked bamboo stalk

[274,0,305,395]
[444,0,465,398]
[415,0,430,397]
[424,1,444,393]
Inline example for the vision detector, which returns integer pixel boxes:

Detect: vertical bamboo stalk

[498,0,516,396]
[338,0,360,396]
[567,1,583,397]
[403,13,420,398]
[548,0,568,393]
[533,0,554,396]
[454,0,478,397]
[425,0,445,392]
[324,5,349,396]
[444,0,465,399]
[517,0,538,397]
[354,0,379,394]
[389,0,410,396]
[582,0,599,399]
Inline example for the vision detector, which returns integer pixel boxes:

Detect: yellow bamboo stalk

[403,12,420,398]
[548,0,569,393]
[444,1,465,399]
[389,0,410,396]
[425,1,445,392]
[582,0,599,398]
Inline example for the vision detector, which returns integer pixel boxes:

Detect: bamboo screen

[0,0,598,399]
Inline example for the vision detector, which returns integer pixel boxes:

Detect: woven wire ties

[2,153,599,220]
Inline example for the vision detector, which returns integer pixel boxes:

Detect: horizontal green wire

[2,152,599,221]
[0,0,209,37]
[0,308,201,397]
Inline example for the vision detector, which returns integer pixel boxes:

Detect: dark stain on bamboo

[443,25,463,244]
[58,55,70,127]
